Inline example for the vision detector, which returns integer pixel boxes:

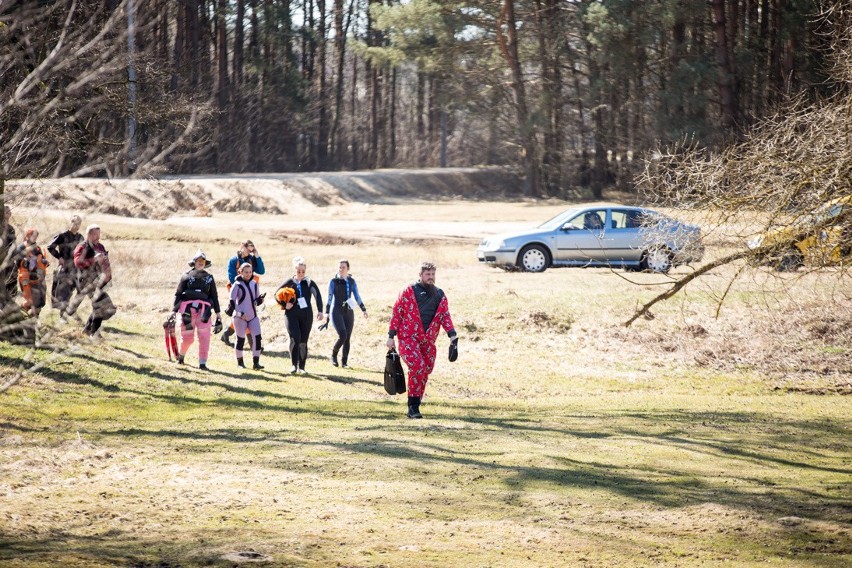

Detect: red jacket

[389,285,455,344]
[74,240,112,287]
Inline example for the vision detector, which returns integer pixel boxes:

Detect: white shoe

[298,369,307,375]
[290,366,297,374]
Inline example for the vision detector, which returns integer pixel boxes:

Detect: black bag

[384,348,406,395]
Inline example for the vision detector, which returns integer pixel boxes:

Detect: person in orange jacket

[16,228,49,317]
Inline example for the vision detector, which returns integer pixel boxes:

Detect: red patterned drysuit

[388,284,456,397]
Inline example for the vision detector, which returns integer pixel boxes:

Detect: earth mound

[8,167,524,220]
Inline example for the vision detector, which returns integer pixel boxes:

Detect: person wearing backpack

[171,250,222,369]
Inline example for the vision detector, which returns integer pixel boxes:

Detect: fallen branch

[624,249,750,327]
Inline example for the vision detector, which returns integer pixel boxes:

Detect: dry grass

[0,196,850,567]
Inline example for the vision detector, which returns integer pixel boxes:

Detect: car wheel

[775,248,803,272]
[518,245,550,272]
[641,247,672,273]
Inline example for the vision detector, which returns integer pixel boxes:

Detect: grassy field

[1,199,850,567]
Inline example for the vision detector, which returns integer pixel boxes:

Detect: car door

[554,209,608,262]
[603,209,644,262]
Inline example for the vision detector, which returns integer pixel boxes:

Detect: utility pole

[126,0,138,174]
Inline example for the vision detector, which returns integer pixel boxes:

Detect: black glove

[212,317,223,334]
[164,312,176,329]
[448,337,458,362]
[256,292,266,306]
[318,319,329,331]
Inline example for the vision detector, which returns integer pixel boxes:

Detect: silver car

[477,204,704,273]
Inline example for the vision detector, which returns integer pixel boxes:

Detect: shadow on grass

[306,371,378,388]
[325,426,851,524]
[4,346,849,533]
[0,421,45,432]
[0,532,228,568]
[0,352,310,413]
[100,326,141,337]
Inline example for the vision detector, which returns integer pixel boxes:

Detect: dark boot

[407,396,422,419]
[253,356,264,370]
[237,357,245,368]
[221,327,234,345]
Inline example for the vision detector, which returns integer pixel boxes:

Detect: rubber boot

[253,356,264,370]
[407,396,422,419]
[237,357,245,368]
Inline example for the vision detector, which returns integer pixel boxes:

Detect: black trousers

[51,267,79,310]
[331,307,355,365]
[285,307,313,369]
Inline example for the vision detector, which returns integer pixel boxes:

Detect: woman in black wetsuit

[324,259,368,368]
[276,256,323,374]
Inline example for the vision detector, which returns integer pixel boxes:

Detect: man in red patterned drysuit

[386,262,457,418]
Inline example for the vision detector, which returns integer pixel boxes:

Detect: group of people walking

[1,209,116,337]
[1,207,459,419]
[171,248,458,418]
[171,243,371,378]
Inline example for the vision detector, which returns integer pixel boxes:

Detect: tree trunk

[366,0,383,169]
[670,1,686,126]
[234,0,245,87]
[388,67,397,166]
[534,0,563,196]
[416,70,426,166]
[189,0,200,89]
[216,0,230,172]
[497,0,540,196]
[170,0,185,92]
[329,0,353,168]
[710,0,736,129]
[768,0,785,99]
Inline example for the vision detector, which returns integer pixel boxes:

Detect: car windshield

[537,207,584,230]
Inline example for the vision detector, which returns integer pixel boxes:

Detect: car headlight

[480,239,506,251]
[746,236,763,249]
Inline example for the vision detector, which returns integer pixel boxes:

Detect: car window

[564,210,607,230]
[611,210,635,229]
[538,207,583,230]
